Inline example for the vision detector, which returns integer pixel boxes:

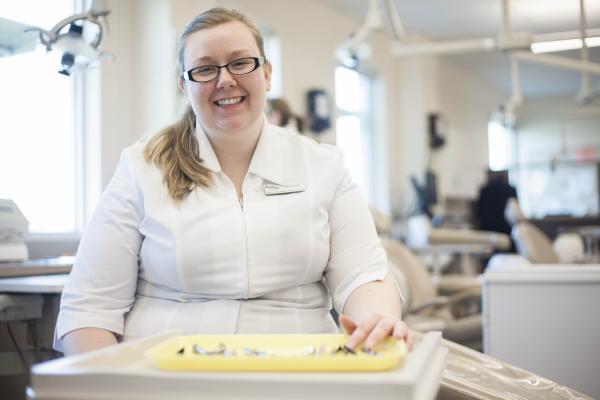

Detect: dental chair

[504,198,585,263]
[405,214,511,277]
[369,206,483,294]
[368,206,393,237]
[406,215,511,250]
[382,237,483,350]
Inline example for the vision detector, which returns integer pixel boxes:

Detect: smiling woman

[180,19,272,149]
[143,10,272,201]
[56,7,409,357]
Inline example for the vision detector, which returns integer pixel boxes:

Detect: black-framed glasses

[182,56,266,83]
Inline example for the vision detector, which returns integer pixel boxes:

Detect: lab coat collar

[196,125,222,173]
[195,116,295,186]
[247,117,291,186]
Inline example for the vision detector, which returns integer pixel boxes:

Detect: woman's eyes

[230,59,252,68]
[195,66,217,74]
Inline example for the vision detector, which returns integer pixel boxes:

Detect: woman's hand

[339,313,413,351]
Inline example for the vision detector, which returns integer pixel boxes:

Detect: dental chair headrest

[369,206,392,235]
[504,198,525,226]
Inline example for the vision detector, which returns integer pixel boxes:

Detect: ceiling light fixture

[531,37,600,54]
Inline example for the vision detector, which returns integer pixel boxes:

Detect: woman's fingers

[346,313,383,349]
[338,314,357,335]
[392,321,414,350]
[343,314,413,352]
[392,320,408,339]
[364,317,397,349]
[405,330,414,351]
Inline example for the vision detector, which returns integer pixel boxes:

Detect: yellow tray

[145,334,407,372]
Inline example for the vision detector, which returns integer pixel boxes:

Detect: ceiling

[320,0,600,98]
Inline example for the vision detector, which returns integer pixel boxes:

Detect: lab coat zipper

[239,195,250,300]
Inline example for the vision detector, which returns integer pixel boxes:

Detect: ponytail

[144,105,212,201]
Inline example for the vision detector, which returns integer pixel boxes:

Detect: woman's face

[180,21,272,137]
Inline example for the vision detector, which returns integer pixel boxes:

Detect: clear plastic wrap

[421,333,592,400]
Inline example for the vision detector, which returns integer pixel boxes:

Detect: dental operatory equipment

[0,199,29,262]
[0,0,112,75]
[25,0,111,75]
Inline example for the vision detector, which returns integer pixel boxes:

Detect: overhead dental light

[335,0,404,68]
[335,38,372,69]
[0,0,112,76]
[494,57,523,128]
[27,0,112,75]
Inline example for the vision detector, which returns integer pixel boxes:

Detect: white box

[481,264,600,399]
[28,331,447,400]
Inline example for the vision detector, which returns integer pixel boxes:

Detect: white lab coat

[54,119,392,351]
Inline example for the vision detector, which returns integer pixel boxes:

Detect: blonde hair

[144,7,267,201]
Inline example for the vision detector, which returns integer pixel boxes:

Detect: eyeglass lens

[190,58,259,82]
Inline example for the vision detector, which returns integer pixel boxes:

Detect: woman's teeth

[216,96,243,106]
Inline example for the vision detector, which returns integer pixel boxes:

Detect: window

[334,66,374,201]
[263,30,282,99]
[0,1,80,234]
[487,121,515,171]
[515,163,599,218]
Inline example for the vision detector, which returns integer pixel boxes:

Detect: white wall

[391,55,505,215]
[436,58,506,199]
[130,0,178,141]
[98,0,178,188]
[392,56,440,215]
[99,1,133,188]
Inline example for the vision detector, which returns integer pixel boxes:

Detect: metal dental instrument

[193,342,227,356]
[333,345,357,355]
[243,347,268,357]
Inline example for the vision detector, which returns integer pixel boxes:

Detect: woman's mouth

[215,96,245,107]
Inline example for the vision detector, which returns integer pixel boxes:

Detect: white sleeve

[323,149,403,313]
[54,147,143,351]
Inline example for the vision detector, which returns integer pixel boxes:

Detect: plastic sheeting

[411,332,592,400]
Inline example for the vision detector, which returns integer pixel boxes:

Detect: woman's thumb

[338,314,357,334]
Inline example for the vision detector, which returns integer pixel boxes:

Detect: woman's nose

[216,68,237,89]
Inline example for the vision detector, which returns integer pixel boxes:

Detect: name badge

[263,183,306,196]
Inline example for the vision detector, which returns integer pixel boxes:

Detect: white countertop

[481,264,600,283]
[0,273,68,293]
